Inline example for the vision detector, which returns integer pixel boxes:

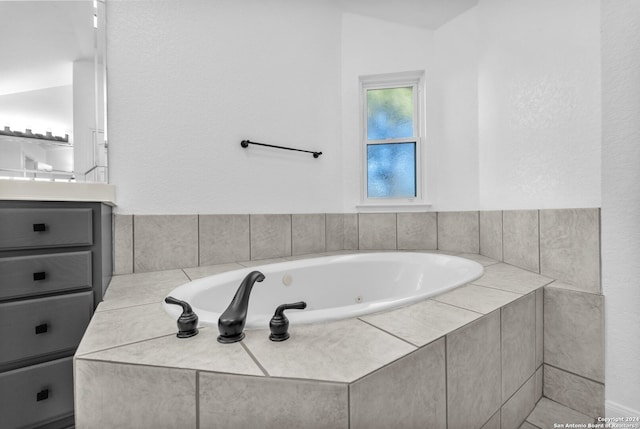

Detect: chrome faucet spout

[217,270,265,343]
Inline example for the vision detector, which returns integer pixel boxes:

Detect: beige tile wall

[539,209,601,293]
[477,208,604,420]
[480,210,503,261]
[199,374,349,429]
[75,360,196,429]
[77,294,544,429]
[133,215,198,273]
[503,210,539,273]
[438,211,480,253]
[349,338,446,428]
[114,211,479,274]
[199,214,250,265]
[114,209,601,292]
[111,208,604,422]
[447,311,502,428]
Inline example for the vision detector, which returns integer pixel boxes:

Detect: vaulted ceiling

[0,1,94,95]
[339,0,478,29]
[0,0,478,96]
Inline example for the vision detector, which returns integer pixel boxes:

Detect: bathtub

[164,252,484,329]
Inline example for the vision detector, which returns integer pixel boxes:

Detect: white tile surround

[87,208,604,428]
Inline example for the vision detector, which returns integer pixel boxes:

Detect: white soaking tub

[163,252,484,329]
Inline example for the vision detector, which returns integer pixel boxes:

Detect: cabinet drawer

[0,356,74,429]
[0,292,93,365]
[0,208,92,250]
[0,251,92,300]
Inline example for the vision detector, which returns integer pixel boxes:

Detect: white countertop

[0,180,116,205]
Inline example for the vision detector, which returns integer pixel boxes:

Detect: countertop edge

[0,181,116,206]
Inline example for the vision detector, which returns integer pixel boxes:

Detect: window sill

[356,202,432,213]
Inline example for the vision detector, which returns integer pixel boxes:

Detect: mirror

[0,0,108,183]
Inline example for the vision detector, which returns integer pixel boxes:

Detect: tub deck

[74,251,586,428]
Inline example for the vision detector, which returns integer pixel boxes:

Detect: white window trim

[358,71,428,210]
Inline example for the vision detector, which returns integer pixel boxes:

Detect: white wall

[431,7,479,211]
[340,13,434,210]
[428,0,600,212]
[477,0,601,210]
[108,1,600,214]
[601,0,640,416]
[107,0,343,214]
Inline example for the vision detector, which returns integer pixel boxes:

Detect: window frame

[359,71,426,208]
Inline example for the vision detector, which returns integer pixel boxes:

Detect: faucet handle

[269,301,307,342]
[165,296,199,338]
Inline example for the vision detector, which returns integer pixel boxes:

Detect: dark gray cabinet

[0,200,112,429]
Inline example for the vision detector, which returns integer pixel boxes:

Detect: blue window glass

[367,142,416,198]
[367,87,414,140]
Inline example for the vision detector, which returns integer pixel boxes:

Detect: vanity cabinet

[0,200,112,429]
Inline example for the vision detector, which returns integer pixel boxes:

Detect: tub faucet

[217,270,265,343]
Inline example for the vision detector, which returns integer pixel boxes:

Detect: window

[360,72,424,205]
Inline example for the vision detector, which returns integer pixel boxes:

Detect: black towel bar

[240,140,322,158]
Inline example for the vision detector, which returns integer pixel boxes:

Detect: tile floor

[521,398,595,429]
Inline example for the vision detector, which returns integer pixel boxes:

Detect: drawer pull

[33,272,47,281]
[36,389,49,402]
[32,223,47,232]
[35,323,48,335]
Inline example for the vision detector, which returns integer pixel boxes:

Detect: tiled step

[521,398,595,429]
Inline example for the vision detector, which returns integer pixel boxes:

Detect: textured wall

[601,0,640,416]
[107,0,343,214]
[477,0,601,210]
[431,7,479,211]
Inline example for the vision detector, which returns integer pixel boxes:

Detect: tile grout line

[395,212,398,250]
[471,279,553,295]
[240,341,270,377]
[537,209,541,274]
[468,281,526,295]
[131,214,136,273]
[543,397,598,422]
[95,298,173,313]
[444,334,448,428]
[429,297,486,315]
[323,213,327,252]
[541,286,545,387]
[357,318,420,348]
[347,381,351,429]
[598,208,602,292]
[501,210,504,262]
[543,362,605,386]
[477,210,480,254]
[248,214,252,261]
[356,213,360,251]
[195,369,200,429]
[500,304,504,410]
[537,286,543,393]
[346,340,429,385]
[197,214,201,268]
[76,332,180,361]
[435,212,439,250]
[501,345,541,407]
